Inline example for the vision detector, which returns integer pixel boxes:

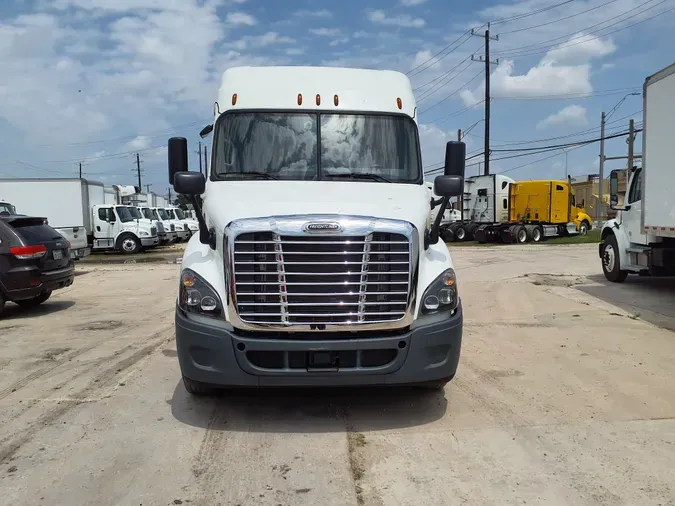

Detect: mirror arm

[430,196,444,210]
[429,196,449,246]
[188,195,215,249]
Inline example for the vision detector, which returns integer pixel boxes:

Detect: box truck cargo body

[600,63,675,281]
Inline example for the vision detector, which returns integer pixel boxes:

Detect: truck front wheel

[117,233,141,255]
[579,221,590,235]
[602,234,628,283]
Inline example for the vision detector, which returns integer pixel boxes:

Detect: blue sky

[0,0,673,197]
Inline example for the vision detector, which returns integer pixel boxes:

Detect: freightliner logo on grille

[303,222,342,233]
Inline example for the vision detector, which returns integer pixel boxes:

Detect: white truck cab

[168,66,465,395]
[154,207,189,242]
[166,206,199,237]
[600,64,675,281]
[140,207,177,244]
[162,207,193,241]
[92,205,159,253]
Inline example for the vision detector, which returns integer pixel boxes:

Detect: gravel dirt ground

[1,244,674,506]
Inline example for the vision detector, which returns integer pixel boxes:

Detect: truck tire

[530,225,543,243]
[513,225,528,244]
[117,233,141,255]
[466,223,479,241]
[454,224,467,242]
[579,221,590,235]
[440,228,455,243]
[601,234,628,283]
[182,375,215,396]
[16,291,52,308]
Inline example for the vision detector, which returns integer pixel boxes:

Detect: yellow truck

[469,178,593,243]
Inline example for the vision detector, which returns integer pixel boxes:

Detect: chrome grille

[151,227,157,236]
[233,232,411,326]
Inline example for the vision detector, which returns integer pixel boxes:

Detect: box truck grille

[233,232,411,326]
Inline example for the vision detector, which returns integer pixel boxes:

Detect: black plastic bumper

[175,303,463,388]
[2,264,74,302]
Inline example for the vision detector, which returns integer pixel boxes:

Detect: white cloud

[293,9,332,18]
[309,27,341,37]
[225,12,256,27]
[366,9,425,28]
[537,105,588,130]
[329,37,350,47]
[418,123,468,171]
[127,135,152,150]
[541,34,616,65]
[228,31,295,50]
[401,0,427,5]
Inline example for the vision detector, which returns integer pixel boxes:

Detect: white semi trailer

[600,63,675,281]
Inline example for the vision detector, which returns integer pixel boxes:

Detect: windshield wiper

[221,171,279,180]
[325,173,392,183]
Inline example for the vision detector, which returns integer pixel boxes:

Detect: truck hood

[203,180,431,238]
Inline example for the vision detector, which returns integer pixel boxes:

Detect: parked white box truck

[0,178,159,256]
[600,63,675,281]
[167,65,465,395]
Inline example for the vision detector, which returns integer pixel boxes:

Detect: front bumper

[2,264,74,302]
[141,236,160,247]
[176,230,191,241]
[175,303,463,388]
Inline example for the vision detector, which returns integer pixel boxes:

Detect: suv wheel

[16,291,52,308]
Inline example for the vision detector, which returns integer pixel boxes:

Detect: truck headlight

[139,231,149,237]
[420,268,459,315]
[179,269,222,318]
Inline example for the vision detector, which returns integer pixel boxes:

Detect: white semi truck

[600,63,675,281]
[168,65,465,395]
[0,179,159,256]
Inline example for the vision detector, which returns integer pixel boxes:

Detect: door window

[628,169,643,204]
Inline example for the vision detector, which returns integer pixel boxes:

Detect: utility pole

[471,23,499,176]
[627,118,635,173]
[203,145,208,174]
[457,129,462,142]
[168,187,172,205]
[135,153,142,189]
[79,162,82,179]
[597,112,606,226]
[196,141,203,174]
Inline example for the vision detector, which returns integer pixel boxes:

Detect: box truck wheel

[182,375,215,396]
[601,234,628,283]
[117,233,141,254]
[578,221,589,235]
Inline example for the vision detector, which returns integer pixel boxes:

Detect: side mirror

[199,124,214,138]
[444,141,466,178]
[434,175,464,198]
[174,172,206,196]
[609,170,619,209]
[168,137,188,186]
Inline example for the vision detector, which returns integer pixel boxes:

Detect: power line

[426,100,486,125]
[498,0,620,35]
[407,31,474,77]
[416,61,476,102]
[489,0,577,25]
[419,70,485,114]
[493,87,642,101]
[496,0,670,58]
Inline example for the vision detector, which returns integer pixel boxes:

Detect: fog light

[424,295,440,311]
[200,296,217,312]
[439,288,454,305]
[186,289,201,306]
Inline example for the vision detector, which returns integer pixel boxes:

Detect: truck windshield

[212,112,421,183]
[157,209,170,220]
[115,206,135,223]
[127,207,143,219]
[0,202,16,215]
[174,209,185,219]
[141,208,153,220]
[165,209,176,219]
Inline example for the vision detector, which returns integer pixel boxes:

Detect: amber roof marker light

[231,93,238,106]
[397,97,403,110]
[316,94,321,106]
[334,94,339,106]
[298,93,303,105]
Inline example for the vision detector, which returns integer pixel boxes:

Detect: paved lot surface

[1,244,674,506]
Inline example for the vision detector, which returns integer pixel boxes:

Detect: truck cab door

[93,207,116,248]
[623,168,645,245]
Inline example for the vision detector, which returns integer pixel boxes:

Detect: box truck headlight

[140,231,149,237]
[179,269,222,317]
[421,268,459,314]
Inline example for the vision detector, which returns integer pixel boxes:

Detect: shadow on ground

[578,274,675,331]
[169,380,448,433]
[0,300,75,321]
